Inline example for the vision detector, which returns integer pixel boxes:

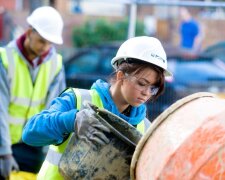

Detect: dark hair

[110,59,165,101]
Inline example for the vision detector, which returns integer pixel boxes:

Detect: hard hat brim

[111,56,173,77]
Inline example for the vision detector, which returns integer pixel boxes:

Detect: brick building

[2,0,225,52]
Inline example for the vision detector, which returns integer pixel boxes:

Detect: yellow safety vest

[38,88,148,180]
[0,47,62,144]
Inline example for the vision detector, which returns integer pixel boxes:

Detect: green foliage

[72,18,145,47]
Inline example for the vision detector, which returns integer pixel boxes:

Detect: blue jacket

[22,80,147,146]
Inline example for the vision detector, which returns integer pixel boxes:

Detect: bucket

[59,102,142,179]
[131,92,225,180]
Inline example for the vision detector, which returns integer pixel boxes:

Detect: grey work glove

[0,154,19,179]
[74,108,110,148]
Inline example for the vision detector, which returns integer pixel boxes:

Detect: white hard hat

[111,36,172,77]
[27,6,63,44]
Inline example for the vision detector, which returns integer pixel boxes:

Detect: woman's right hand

[74,109,110,148]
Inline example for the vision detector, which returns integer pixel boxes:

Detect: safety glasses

[125,73,159,95]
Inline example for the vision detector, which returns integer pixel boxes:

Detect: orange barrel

[131,92,225,180]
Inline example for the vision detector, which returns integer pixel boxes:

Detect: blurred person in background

[0,6,66,179]
[179,7,204,57]
[0,6,15,46]
[73,0,82,13]
[22,36,172,179]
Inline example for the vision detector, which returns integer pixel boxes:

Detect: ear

[116,71,125,81]
[26,28,33,37]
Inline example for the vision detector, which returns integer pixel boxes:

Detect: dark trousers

[12,142,46,173]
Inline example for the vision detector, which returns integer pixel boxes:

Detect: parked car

[64,43,225,122]
[202,41,225,62]
[65,43,119,89]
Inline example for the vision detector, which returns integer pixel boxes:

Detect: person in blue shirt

[179,8,203,56]
[22,36,172,179]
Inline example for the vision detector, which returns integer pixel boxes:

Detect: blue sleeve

[22,89,78,146]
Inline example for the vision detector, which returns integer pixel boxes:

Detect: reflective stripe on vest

[137,118,151,134]
[38,88,148,180]
[0,47,63,144]
[37,88,102,180]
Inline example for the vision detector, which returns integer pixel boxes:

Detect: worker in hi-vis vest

[22,36,172,180]
[0,6,66,179]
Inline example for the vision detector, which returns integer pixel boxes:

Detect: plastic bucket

[59,103,142,179]
[131,92,225,180]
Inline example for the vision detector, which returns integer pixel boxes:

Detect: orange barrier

[131,92,225,180]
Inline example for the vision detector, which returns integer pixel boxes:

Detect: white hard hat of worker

[27,6,63,44]
[111,36,172,77]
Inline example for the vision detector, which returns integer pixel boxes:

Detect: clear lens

[125,74,159,95]
[149,86,159,95]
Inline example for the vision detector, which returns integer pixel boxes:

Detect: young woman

[22,36,172,179]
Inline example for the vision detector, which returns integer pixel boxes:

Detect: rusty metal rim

[130,92,216,180]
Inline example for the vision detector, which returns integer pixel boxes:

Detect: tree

[72,18,145,47]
